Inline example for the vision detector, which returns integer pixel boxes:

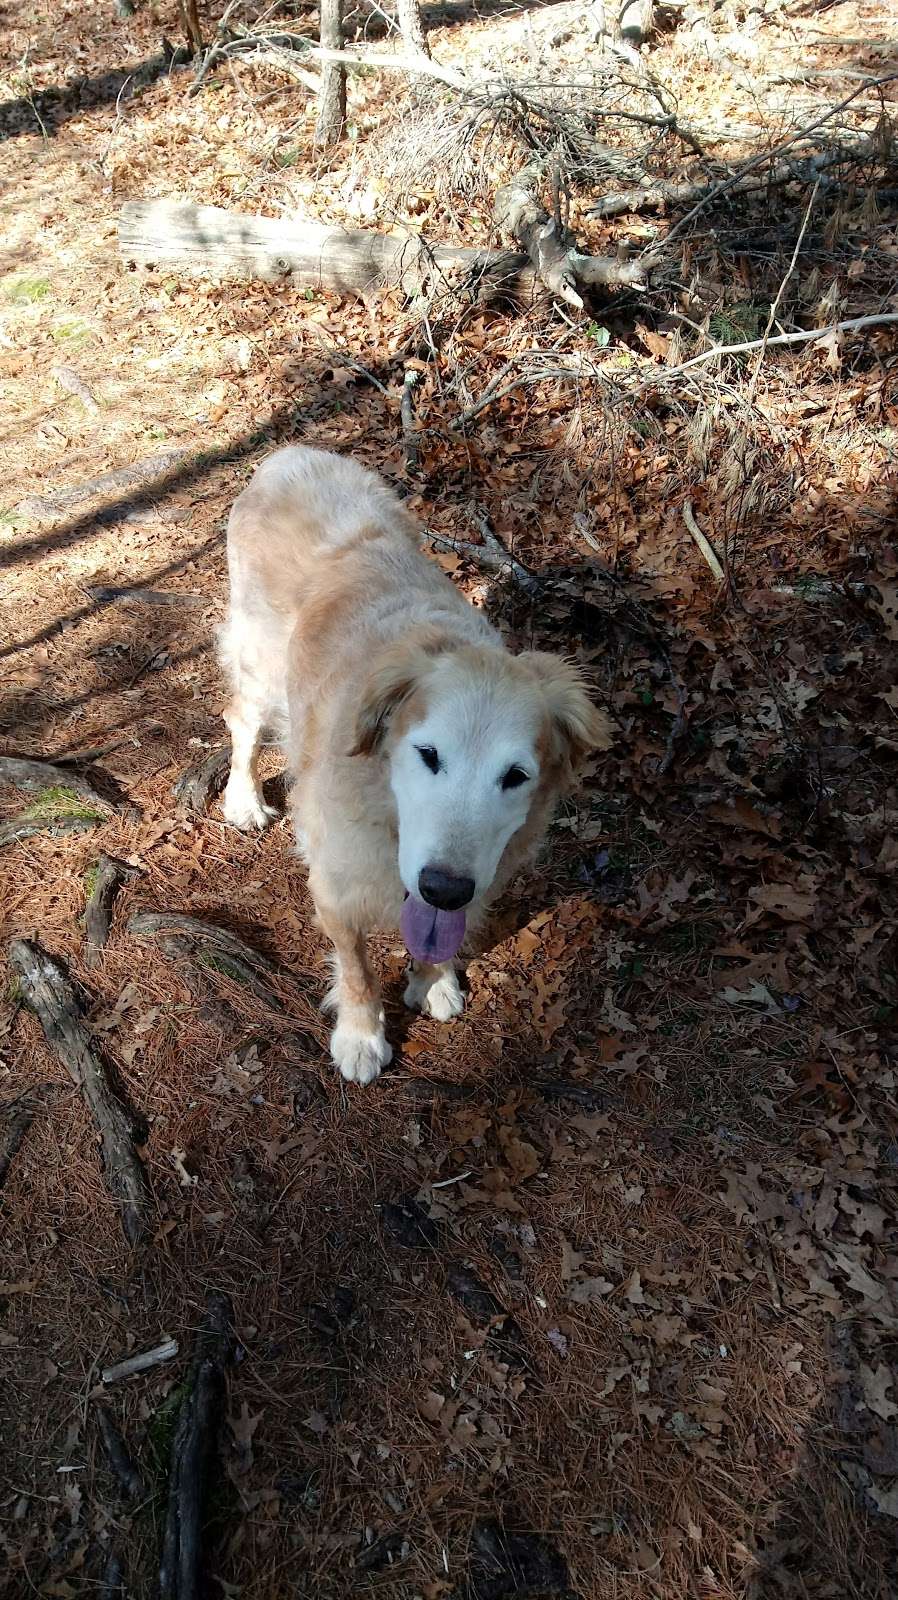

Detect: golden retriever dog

[219,446,611,1085]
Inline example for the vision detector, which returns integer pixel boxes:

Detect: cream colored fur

[220,446,611,1084]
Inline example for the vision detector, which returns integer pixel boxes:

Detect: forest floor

[1,1,897,1597]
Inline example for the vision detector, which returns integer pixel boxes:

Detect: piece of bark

[173,744,231,814]
[118,200,645,306]
[102,1339,180,1385]
[9,939,151,1247]
[85,855,141,967]
[95,1403,145,1498]
[159,1291,233,1600]
[19,449,187,520]
[0,755,115,812]
[87,584,205,608]
[128,910,287,1007]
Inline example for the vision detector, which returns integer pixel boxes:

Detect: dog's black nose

[418,867,475,911]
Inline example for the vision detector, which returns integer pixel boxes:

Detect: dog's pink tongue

[401,896,466,963]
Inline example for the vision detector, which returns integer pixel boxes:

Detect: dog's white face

[354,639,611,922]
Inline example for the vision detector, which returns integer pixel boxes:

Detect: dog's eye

[417,745,440,774]
[501,765,530,791]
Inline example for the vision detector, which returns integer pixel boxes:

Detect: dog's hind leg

[317,905,392,1085]
[222,697,278,830]
[403,961,464,1022]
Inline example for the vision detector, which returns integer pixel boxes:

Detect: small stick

[682,501,724,583]
[747,177,821,403]
[86,585,205,608]
[401,370,420,472]
[95,1403,145,1497]
[102,1339,180,1385]
[10,939,151,1247]
[159,1292,233,1600]
[85,855,141,967]
[426,513,543,599]
[640,312,898,388]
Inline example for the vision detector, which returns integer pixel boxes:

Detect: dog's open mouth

[401,895,466,963]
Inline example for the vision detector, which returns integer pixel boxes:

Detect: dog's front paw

[221,778,278,831]
[331,1025,392,1086]
[404,966,465,1023]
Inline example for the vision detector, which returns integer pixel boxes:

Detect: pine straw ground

[1,1,898,1597]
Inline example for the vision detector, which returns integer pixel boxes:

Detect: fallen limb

[9,940,151,1247]
[159,1291,233,1600]
[682,501,724,583]
[95,1403,146,1498]
[495,159,654,309]
[119,200,647,305]
[19,449,187,520]
[87,585,205,608]
[85,855,141,968]
[427,514,543,598]
[589,143,867,217]
[173,744,231,814]
[102,1338,180,1385]
[641,312,898,386]
[401,370,420,473]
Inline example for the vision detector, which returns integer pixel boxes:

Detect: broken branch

[0,755,116,814]
[9,939,151,1247]
[173,744,231,814]
[641,313,898,386]
[102,1339,180,1385]
[682,501,725,583]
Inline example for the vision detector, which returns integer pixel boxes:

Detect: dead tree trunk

[397,0,431,57]
[119,200,653,306]
[315,0,346,149]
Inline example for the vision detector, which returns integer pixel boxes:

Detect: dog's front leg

[403,961,464,1022]
[317,906,391,1085]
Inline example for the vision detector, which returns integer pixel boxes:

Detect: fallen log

[9,939,151,1247]
[118,199,649,305]
[159,1291,233,1600]
[85,855,141,967]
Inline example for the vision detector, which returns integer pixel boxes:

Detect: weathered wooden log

[118,200,646,304]
[9,939,151,1247]
[19,449,187,520]
[0,815,98,851]
[85,855,140,967]
[159,1291,233,1600]
[128,910,286,1006]
[87,584,204,608]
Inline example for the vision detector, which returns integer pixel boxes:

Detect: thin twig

[682,501,725,583]
[640,313,898,387]
[747,178,821,403]
[662,72,898,245]
[401,370,420,472]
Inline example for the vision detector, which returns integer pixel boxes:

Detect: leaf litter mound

[1,0,898,1597]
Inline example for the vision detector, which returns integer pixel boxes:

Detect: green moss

[22,786,104,823]
[4,274,51,304]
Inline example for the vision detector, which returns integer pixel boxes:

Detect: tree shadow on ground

[0,45,189,143]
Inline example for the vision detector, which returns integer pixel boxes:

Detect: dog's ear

[525,653,614,770]
[350,642,425,757]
